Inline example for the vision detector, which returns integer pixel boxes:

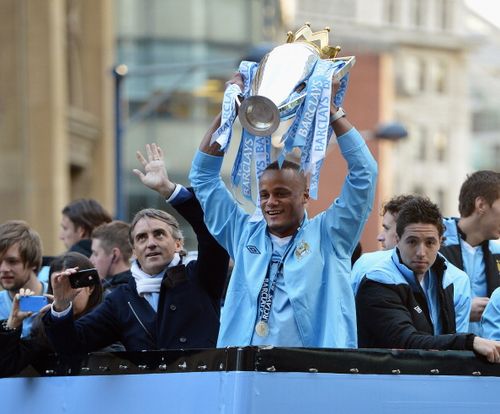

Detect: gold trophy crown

[286,22,342,60]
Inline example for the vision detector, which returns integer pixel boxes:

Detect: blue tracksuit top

[190,127,377,348]
[361,250,472,334]
[351,250,391,295]
[441,217,500,334]
[481,287,500,340]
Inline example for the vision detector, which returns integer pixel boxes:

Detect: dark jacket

[69,239,93,258]
[102,270,131,296]
[356,249,475,351]
[0,322,50,377]
[43,191,229,353]
[440,217,500,296]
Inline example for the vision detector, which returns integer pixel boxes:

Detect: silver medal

[255,321,269,337]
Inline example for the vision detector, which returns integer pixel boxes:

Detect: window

[384,0,398,24]
[433,129,448,162]
[436,0,451,30]
[437,188,446,212]
[418,59,426,91]
[409,0,425,28]
[416,126,427,161]
[429,60,447,93]
[402,56,426,95]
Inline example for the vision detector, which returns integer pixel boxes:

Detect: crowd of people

[1,73,499,377]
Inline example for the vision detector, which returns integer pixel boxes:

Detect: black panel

[13,347,500,378]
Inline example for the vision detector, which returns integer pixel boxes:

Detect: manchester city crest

[295,240,311,261]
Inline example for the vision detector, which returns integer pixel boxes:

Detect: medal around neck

[212,23,356,202]
[255,320,270,337]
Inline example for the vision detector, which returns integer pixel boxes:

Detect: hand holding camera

[51,267,99,312]
[6,288,53,331]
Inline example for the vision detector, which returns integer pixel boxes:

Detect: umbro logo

[414,306,422,314]
[246,245,261,254]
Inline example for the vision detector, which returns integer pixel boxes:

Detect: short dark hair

[62,199,112,238]
[0,220,42,273]
[396,196,444,238]
[92,221,132,262]
[48,252,103,315]
[381,194,415,217]
[129,209,184,253]
[458,170,500,217]
[262,160,307,188]
[264,160,301,173]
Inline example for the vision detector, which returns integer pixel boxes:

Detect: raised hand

[133,143,176,198]
[330,78,341,113]
[51,267,82,312]
[225,72,244,94]
[7,288,34,330]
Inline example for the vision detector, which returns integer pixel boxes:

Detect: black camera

[69,268,100,289]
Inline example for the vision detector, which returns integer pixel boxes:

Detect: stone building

[0,0,115,254]
[293,0,472,250]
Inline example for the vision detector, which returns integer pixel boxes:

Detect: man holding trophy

[189,24,377,348]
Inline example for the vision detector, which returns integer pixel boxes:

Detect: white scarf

[131,253,181,297]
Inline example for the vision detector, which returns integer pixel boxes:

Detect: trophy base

[239,95,280,136]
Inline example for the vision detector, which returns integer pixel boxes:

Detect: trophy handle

[329,56,356,81]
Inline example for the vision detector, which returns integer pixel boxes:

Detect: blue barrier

[3,347,500,413]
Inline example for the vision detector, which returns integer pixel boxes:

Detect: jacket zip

[127,301,154,341]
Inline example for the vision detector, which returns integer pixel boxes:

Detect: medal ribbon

[256,232,299,329]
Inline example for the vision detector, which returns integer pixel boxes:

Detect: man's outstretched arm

[199,112,224,156]
[133,143,229,300]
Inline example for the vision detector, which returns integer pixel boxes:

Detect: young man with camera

[0,221,46,338]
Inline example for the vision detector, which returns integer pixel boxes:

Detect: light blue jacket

[190,128,377,348]
[361,250,471,333]
[441,217,500,334]
[480,287,500,340]
[442,217,500,296]
[351,250,390,295]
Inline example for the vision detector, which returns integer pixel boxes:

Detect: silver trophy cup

[238,29,355,137]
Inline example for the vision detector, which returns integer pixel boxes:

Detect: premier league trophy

[212,23,355,201]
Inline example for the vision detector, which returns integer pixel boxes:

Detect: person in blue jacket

[440,170,500,335]
[43,144,229,353]
[480,288,500,340]
[356,196,500,362]
[189,73,377,348]
[351,194,414,295]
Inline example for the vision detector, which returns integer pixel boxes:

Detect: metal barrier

[4,347,500,413]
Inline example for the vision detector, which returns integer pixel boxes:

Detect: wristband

[330,107,346,124]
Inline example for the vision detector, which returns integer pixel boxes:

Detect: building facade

[292,0,472,250]
[465,7,500,172]
[1,0,486,256]
[0,0,115,255]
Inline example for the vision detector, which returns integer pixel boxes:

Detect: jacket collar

[391,248,447,291]
[103,269,131,289]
